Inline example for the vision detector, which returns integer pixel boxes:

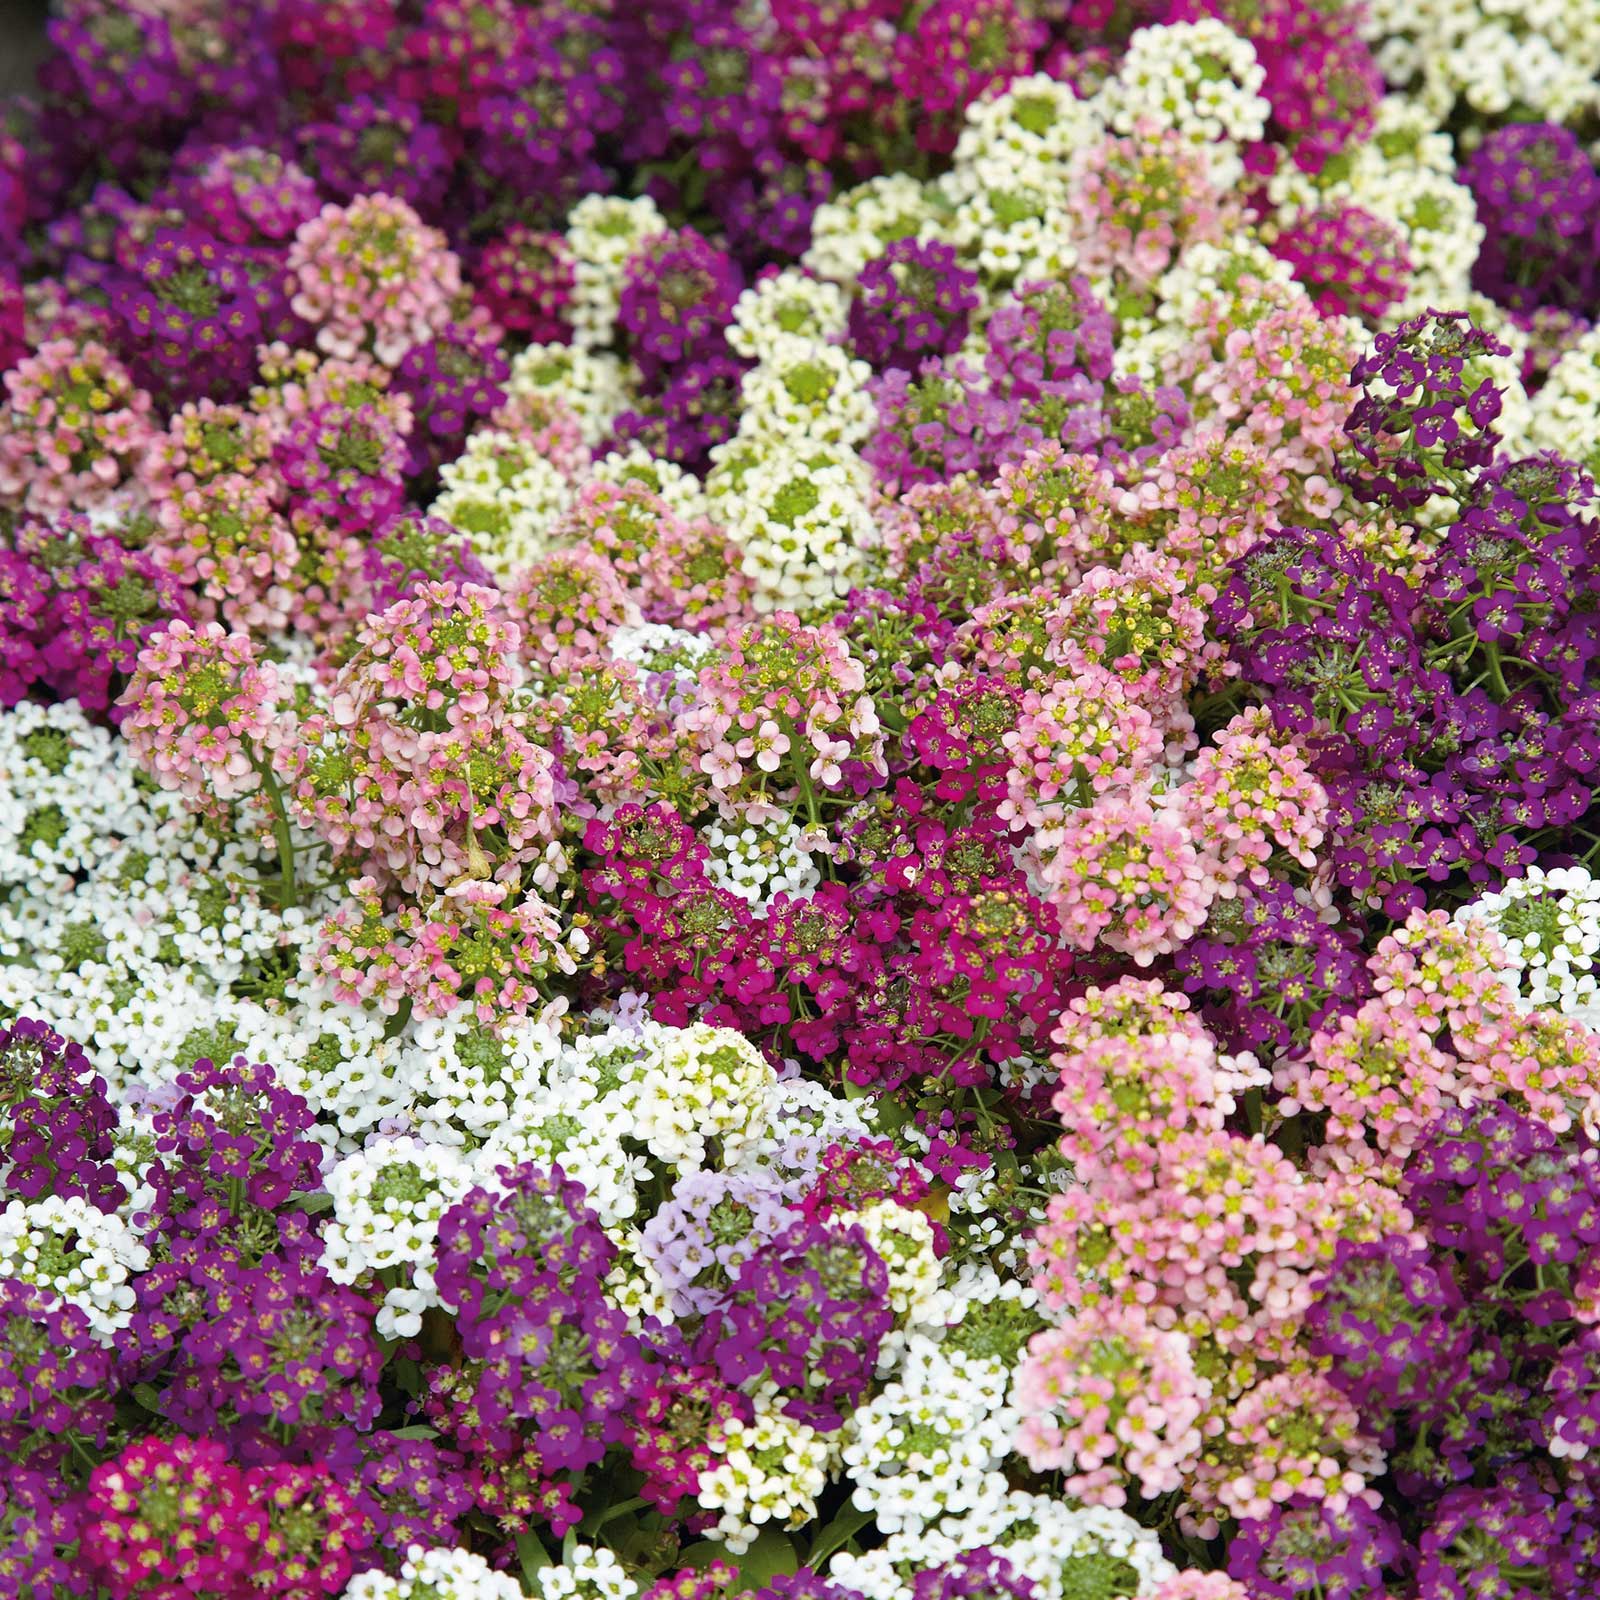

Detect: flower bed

[2,3,1600,1598]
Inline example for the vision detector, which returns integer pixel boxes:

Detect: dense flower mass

[0,2,1598,1598]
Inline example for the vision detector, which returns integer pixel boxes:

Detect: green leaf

[731,1529,799,1594]
[518,1533,553,1586]
[807,1503,875,1570]
[131,1383,164,1415]
[389,1424,438,1441]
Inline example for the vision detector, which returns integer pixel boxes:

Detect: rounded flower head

[81,1435,262,1600]
[286,193,462,364]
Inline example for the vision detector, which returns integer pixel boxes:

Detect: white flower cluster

[432,427,574,574]
[843,1341,1017,1533]
[319,1137,481,1339]
[0,699,149,888]
[532,1545,639,1600]
[1098,21,1269,192]
[708,435,875,612]
[737,339,877,449]
[503,342,633,447]
[342,1545,524,1600]
[589,443,710,518]
[0,700,317,1098]
[696,1394,837,1554]
[1359,0,1600,124]
[1459,866,1600,1023]
[859,1201,944,1322]
[706,812,823,910]
[830,1490,1175,1600]
[0,1194,150,1342]
[729,269,851,362]
[1528,324,1600,475]
[564,194,669,348]
[805,174,947,286]
[955,74,1104,168]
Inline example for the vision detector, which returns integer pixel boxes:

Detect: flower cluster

[2,3,1598,1599]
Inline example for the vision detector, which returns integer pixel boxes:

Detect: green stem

[251,758,299,907]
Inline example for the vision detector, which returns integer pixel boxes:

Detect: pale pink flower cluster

[680,611,886,812]
[521,655,703,812]
[987,447,1120,586]
[0,337,155,513]
[120,621,288,814]
[504,548,642,668]
[1150,1575,1251,1600]
[1014,1307,1210,1506]
[313,876,584,1027]
[1192,302,1359,473]
[1281,908,1600,1161]
[1277,1000,1459,1167]
[1050,1030,1229,1172]
[562,481,757,631]
[1043,549,1215,725]
[1021,979,1401,1530]
[151,472,298,633]
[136,397,276,497]
[1001,666,1164,830]
[1181,1371,1385,1533]
[1177,708,1329,893]
[250,343,412,431]
[286,194,463,365]
[1036,792,1215,965]
[1070,128,1227,287]
[278,582,557,894]
[1140,430,1299,580]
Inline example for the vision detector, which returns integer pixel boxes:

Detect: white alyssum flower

[729,269,851,362]
[955,74,1105,168]
[706,812,823,911]
[320,1137,481,1339]
[843,1339,1018,1533]
[265,990,416,1150]
[940,154,1078,288]
[737,337,877,449]
[0,699,149,890]
[0,1194,150,1343]
[564,194,669,347]
[712,439,874,610]
[804,174,947,285]
[1458,866,1600,1021]
[1094,21,1268,192]
[343,1545,524,1599]
[504,342,632,446]
[402,1010,565,1147]
[858,1200,944,1322]
[1359,0,1600,125]
[1528,322,1600,474]
[696,1395,835,1554]
[432,429,574,574]
[533,1546,639,1600]
[562,1019,778,1175]
[588,444,709,518]
[831,1491,1175,1600]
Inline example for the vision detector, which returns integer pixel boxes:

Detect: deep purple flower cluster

[1273,1102,1600,1596]
[426,1163,648,1528]
[0,514,186,719]
[850,240,983,372]
[1466,124,1600,316]
[697,1216,894,1430]
[0,1014,123,1208]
